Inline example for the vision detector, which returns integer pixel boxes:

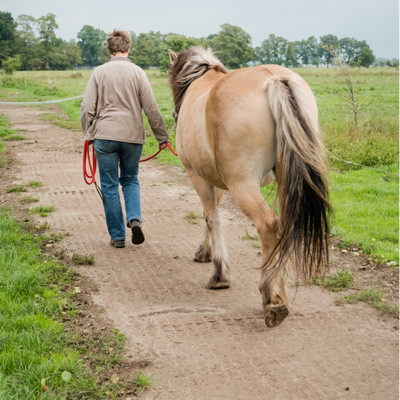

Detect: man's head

[107,29,131,56]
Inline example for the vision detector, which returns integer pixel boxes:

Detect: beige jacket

[80,58,169,144]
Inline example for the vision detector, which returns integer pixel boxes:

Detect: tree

[319,34,339,66]
[358,44,375,67]
[14,14,42,69]
[159,33,206,72]
[37,13,58,52]
[131,31,164,68]
[296,36,320,66]
[210,24,254,68]
[77,25,106,66]
[255,34,287,65]
[0,11,16,66]
[48,40,82,69]
[285,42,299,67]
[2,55,21,74]
[339,37,361,65]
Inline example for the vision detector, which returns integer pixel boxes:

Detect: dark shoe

[129,219,145,245]
[110,239,125,248]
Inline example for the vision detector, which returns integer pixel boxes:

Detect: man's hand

[159,142,169,150]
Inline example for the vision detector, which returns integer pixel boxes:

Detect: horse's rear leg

[231,182,289,327]
[188,171,230,289]
[194,188,225,263]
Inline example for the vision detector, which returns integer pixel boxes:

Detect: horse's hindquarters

[205,68,278,188]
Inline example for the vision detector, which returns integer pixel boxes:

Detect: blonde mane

[169,46,227,115]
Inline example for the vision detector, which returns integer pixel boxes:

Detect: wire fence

[0,95,83,106]
[328,155,399,176]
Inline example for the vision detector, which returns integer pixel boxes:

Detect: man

[81,29,169,248]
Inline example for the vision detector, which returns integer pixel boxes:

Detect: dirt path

[1,106,398,400]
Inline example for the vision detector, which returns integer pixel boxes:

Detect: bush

[2,56,21,75]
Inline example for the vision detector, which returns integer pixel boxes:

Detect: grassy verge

[337,288,399,318]
[0,210,105,399]
[0,210,152,399]
[314,269,398,317]
[0,113,152,398]
[329,167,398,264]
[313,269,354,292]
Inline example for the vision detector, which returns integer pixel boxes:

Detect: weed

[338,288,399,318]
[28,180,42,188]
[35,223,50,230]
[72,253,95,265]
[134,370,153,392]
[314,269,354,292]
[242,231,260,242]
[29,205,55,217]
[0,114,26,143]
[41,111,81,132]
[42,232,68,244]
[6,185,27,193]
[4,134,26,141]
[242,231,261,248]
[186,211,203,224]
[20,195,39,203]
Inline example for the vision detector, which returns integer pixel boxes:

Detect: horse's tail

[265,75,331,280]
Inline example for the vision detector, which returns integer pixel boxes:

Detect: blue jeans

[94,139,143,241]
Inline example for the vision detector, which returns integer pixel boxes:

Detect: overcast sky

[1,0,398,58]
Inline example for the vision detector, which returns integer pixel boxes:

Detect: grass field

[0,67,398,264]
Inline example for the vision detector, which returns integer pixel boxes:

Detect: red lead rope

[139,142,178,162]
[83,141,178,186]
[83,141,97,184]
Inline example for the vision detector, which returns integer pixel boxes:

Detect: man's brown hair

[107,29,131,55]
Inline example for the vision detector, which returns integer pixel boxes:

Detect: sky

[1,0,398,58]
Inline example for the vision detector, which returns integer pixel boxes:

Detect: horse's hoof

[193,253,213,263]
[264,304,289,327]
[193,246,213,263]
[207,276,230,290]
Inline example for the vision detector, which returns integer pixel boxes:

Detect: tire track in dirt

[1,106,398,400]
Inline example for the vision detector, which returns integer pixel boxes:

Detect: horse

[168,47,330,327]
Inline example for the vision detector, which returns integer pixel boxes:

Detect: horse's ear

[168,50,178,65]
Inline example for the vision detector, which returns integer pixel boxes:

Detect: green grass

[0,68,398,263]
[29,206,56,217]
[28,181,42,188]
[242,231,262,248]
[329,168,398,263]
[6,185,27,193]
[20,196,40,203]
[185,211,203,224]
[41,110,81,132]
[338,288,399,318]
[313,269,354,292]
[71,253,95,266]
[0,210,150,398]
[134,371,153,393]
[0,115,26,142]
[0,211,92,399]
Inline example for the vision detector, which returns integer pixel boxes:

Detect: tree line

[1,11,396,73]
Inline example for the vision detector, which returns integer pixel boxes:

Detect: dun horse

[168,47,330,327]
